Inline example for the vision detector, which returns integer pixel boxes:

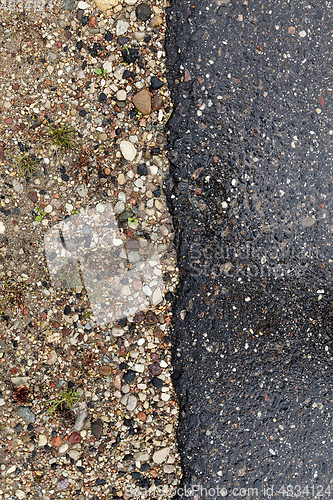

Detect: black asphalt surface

[165,0,333,498]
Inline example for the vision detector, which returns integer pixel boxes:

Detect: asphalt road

[165,0,333,497]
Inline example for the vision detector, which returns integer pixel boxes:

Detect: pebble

[12,179,23,193]
[74,410,88,431]
[149,15,163,27]
[18,406,35,424]
[0,221,5,234]
[118,173,126,185]
[127,394,138,410]
[153,446,170,464]
[132,88,152,115]
[28,191,38,203]
[116,89,127,101]
[99,132,108,141]
[120,141,137,161]
[15,491,26,500]
[114,201,125,214]
[52,436,62,447]
[149,362,162,375]
[57,477,70,490]
[116,20,130,36]
[99,365,112,376]
[150,76,164,90]
[299,30,307,37]
[136,3,151,21]
[77,0,90,9]
[38,434,48,447]
[95,0,119,10]
[91,419,103,439]
[68,431,81,443]
[152,94,163,111]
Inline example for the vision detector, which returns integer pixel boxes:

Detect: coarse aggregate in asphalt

[165,0,333,497]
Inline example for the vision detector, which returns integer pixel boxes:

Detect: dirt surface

[165,0,333,497]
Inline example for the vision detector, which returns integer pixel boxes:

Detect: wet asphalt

[164,0,333,498]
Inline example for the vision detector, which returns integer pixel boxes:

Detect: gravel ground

[0,0,181,498]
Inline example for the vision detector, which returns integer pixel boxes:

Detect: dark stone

[105,31,113,41]
[153,189,161,197]
[136,3,151,21]
[76,8,84,21]
[123,369,135,383]
[61,174,69,181]
[76,40,83,50]
[81,16,88,26]
[119,362,127,370]
[131,472,141,479]
[137,163,148,176]
[82,60,87,70]
[150,76,164,90]
[151,147,161,155]
[64,305,71,315]
[152,377,163,389]
[99,93,107,102]
[122,48,138,64]
[118,210,133,223]
[79,109,87,117]
[123,70,131,79]
[148,362,162,376]
[117,36,129,45]
[28,191,38,203]
[91,419,103,439]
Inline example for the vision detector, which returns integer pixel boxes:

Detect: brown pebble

[113,374,121,389]
[149,15,163,27]
[0,149,4,159]
[88,16,97,27]
[132,88,151,115]
[99,365,112,376]
[152,94,163,111]
[148,361,162,376]
[68,431,81,443]
[150,469,158,478]
[13,84,19,91]
[51,436,62,447]
[137,411,147,422]
[288,26,295,34]
[104,167,111,175]
[28,191,38,203]
[91,419,103,439]
[5,118,13,125]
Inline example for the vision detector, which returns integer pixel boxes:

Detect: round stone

[132,88,151,115]
[99,132,108,141]
[99,365,112,376]
[116,89,127,101]
[149,15,162,27]
[120,141,137,161]
[136,3,151,21]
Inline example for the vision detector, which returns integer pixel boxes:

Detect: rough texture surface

[166,0,333,497]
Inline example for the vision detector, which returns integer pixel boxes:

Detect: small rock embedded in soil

[18,406,35,424]
[136,3,152,21]
[153,446,170,464]
[120,141,137,161]
[99,365,112,376]
[91,418,103,439]
[132,88,152,115]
